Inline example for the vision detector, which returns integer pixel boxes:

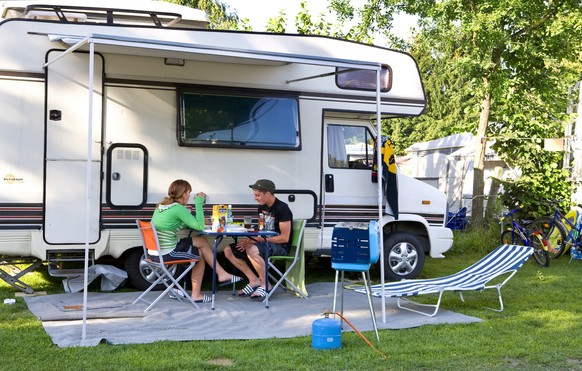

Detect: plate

[226,226,247,232]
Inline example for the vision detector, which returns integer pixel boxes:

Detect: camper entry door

[44,51,103,244]
[323,122,378,223]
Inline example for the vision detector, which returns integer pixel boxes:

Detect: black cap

[249,179,276,193]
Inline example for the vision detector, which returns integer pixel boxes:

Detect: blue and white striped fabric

[356,245,533,316]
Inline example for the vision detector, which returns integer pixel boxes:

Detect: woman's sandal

[250,286,271,300]
[218,275,243,287]
[238,283,259,297]
[193,294,211,303]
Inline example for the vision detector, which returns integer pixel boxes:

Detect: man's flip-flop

[193,294,211,303]
[250,286,271,300]
[238,283,259,297]
[218,275,243,287]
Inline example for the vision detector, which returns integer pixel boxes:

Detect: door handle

[325,174,334,193]
[49,110,61,121]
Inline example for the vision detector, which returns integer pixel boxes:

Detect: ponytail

[158,179,192,206]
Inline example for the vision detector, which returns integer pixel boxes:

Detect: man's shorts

[231,240,288,260]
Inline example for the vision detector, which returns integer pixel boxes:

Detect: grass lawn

[1,229,582,370]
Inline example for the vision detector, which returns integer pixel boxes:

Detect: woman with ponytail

[151,179,241,303]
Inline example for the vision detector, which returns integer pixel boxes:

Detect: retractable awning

[43,32,389,342]
[45,32,384,70]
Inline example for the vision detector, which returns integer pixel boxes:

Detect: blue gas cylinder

[312,315,341,350]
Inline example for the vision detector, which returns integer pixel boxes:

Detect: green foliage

[265,1,345,38]
[294,2,333,35]
[336,0,582,209]
[265,10,287,33]
[165,0,250,30]
[449,225,500,255]
[169,0,582,210]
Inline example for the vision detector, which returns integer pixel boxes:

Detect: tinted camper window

[335,66,391,92]
[327,125,374,169]
[179,91,299,149]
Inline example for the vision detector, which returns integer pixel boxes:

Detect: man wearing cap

[224,179,293,300]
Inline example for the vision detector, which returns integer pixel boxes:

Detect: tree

[165,0,250,30]
[265,1,340,36]
[333,0,582,223]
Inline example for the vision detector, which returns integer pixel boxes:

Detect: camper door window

[178,91,299,150]
[328,125,374,169]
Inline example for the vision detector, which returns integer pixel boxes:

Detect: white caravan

[0,0,453,290]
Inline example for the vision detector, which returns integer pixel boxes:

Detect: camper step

[47,268,86,277]
[47,250,94,278]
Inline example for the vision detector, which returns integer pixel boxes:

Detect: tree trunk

[485,166,504,222]
[471,87,491,228]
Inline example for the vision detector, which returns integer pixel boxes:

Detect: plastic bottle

[227,204,233,225]
[258,213,264,231]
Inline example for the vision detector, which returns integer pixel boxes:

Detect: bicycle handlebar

[501,204,523,220]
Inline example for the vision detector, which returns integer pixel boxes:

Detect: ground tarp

[24,282,482,347]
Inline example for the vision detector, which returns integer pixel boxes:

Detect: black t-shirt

[258,198,293,253]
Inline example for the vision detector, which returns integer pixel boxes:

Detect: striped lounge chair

[357,244,533,317]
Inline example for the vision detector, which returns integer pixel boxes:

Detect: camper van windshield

[179,91,299,149]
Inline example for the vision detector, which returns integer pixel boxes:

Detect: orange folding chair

[132,220,200,312]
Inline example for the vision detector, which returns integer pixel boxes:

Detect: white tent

[402,133,509,213]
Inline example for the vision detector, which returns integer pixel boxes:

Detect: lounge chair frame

[358,244,533,317]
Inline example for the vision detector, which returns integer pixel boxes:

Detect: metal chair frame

[132,220,200,312]
[266,219,308,300]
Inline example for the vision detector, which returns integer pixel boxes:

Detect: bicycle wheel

[528,216,567,258]
[530,233,550,267]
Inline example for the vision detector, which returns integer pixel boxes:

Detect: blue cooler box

[331,221,380,272]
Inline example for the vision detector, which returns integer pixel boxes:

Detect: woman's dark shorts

[151,237,201,262]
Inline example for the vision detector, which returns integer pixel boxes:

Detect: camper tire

[382,232,425,280]
[124,248,182,291]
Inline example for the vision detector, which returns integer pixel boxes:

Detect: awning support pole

[375,69,387,324]
[80,38,95,344]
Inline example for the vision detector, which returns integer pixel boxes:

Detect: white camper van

[0,0,453,290]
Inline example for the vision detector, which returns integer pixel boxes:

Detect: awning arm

[43,36,89,67]
[286,67,375,84]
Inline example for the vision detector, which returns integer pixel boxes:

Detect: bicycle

[528,200,569,259]
[553,204,582,262]
[500,206,550,267]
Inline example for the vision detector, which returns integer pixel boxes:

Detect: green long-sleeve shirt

[151,196,205,255]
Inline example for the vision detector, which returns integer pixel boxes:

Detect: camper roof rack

[21,4,183,27]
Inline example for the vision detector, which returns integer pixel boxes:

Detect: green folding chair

[266,219,308,300]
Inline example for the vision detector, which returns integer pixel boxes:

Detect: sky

[220,0,416,41]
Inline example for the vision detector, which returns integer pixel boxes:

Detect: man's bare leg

[193,236,238,283]
[224,246,260,293]
[246,245,270,292]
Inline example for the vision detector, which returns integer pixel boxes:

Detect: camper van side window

[178,91,300,149]
[335,66,391,92]
[327,125,374,169]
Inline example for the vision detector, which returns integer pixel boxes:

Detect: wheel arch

[381,217,430,253]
